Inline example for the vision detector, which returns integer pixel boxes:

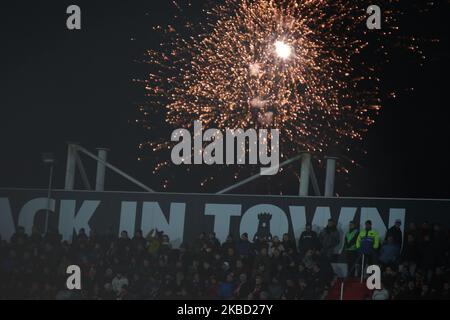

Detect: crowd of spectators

[376,221,450,300]
[0,219,449,300]
[342,219,450,300]
[0,226,335,300]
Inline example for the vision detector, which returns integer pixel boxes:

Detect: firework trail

[136,0,433,191]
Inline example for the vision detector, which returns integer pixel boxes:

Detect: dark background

[0,0,449,198]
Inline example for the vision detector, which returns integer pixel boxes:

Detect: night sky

[0,0,449,198]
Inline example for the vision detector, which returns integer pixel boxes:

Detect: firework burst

[136,0,432,191]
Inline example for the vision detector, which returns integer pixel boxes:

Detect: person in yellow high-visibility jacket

[356,220,380,265]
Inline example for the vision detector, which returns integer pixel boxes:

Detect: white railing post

[324,156,338,197]
[360,254,365,283]
[299,152,311,196]
[95,148,109,191]
[64,143,76,190]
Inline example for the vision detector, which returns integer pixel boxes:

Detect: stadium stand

[0,221,449,300]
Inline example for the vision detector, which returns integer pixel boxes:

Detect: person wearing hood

[319,219,340,258]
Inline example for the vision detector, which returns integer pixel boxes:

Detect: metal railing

[339,253,364,300]
[64,143,154,192]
